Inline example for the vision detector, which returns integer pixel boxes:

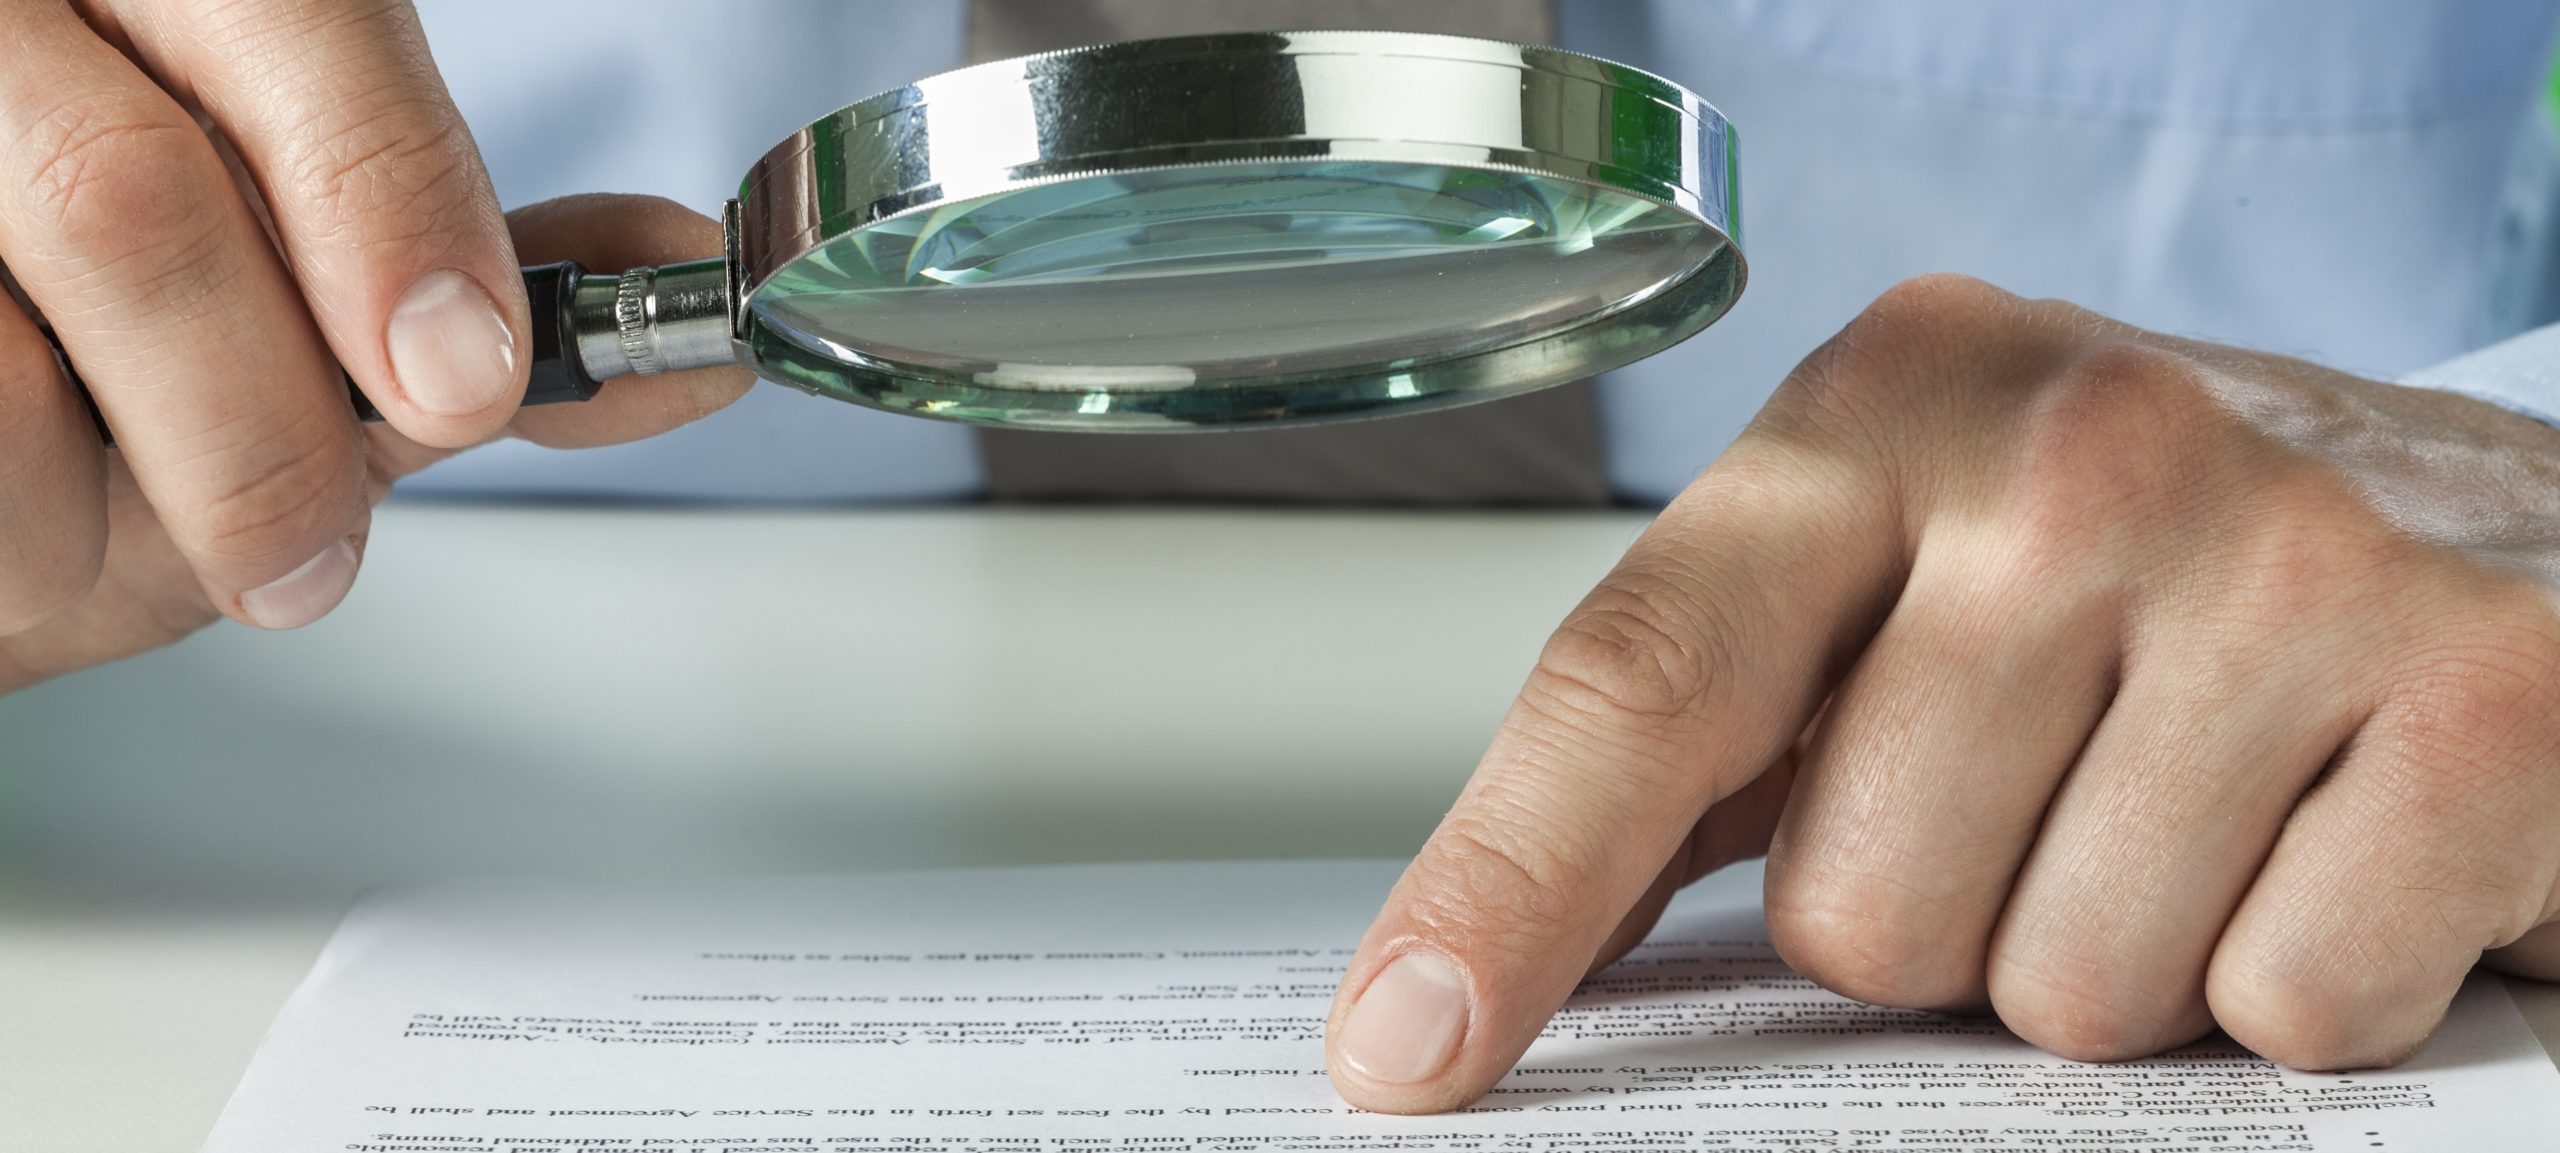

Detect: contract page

[203,861,2560,1152]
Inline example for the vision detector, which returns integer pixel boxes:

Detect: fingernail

[388,269,517,417]
[1337,951,1469,1085]
[239,537,359,630]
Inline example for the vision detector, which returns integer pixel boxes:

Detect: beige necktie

[967,0,1608,507]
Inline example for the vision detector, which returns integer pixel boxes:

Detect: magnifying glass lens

[746,161,1731,428]
[63,32,1745,444]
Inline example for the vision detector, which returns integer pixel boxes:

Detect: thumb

[366,193,753,481]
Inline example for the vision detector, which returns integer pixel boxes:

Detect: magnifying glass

[71,30,1741,436]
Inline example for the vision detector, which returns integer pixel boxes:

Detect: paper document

[206,861,2560,1152]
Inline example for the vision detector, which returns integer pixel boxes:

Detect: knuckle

[2197,474,2396,620]
[2384,610,2560,798]
[1528,571,1717,722]
[2002,343,2245,537]
[1763,863,1978,1010]
[11,95,223,257]
[2209,952,2422,1071]
[2049,339,2210,399]
[279,103,479,238]
[5,100,250,327]
[1763,275,2054,461]
[1834,274,2019,376]
[1865,272,2018,327]
[1765,340,1895,447]
[2428,606,2560,721]
[1989,948,2196,1062]
[186,0,471,244]
[2025,343,2225,463]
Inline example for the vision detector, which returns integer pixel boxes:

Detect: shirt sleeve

[2398,322,2560,427]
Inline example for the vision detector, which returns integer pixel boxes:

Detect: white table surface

[2,503,2552,1153]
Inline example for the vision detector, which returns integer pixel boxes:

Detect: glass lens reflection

[749,161,1723,423]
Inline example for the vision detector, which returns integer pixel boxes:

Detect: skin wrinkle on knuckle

[8,96,222,256]
[179,0,456,186]
[1531,577,1716,723]
[1463,763,1624,858]
[1776,274,2027,446]
[194,462,350,571]
[1765,340,1900,451]
[1409,811,1591,958]
[2382,636,2560,809]
[277,105,475,237]
[3,119,264,349]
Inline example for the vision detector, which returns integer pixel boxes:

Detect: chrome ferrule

[571,258,735,383]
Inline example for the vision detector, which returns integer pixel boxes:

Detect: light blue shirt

[404,0,2560,505]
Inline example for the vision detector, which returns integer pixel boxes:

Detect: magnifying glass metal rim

[59,31,1743,444]
[710,29,1745,430]
[738,30,1740,267]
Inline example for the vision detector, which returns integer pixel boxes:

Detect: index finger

[1323,427,1906,1113]
[126,0,528,446]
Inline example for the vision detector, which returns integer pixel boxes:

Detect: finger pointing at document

[1327,274,2560,1113]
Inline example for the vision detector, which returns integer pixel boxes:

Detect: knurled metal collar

[615,266,661,376]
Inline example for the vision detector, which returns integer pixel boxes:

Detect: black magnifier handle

[61,258,729,448]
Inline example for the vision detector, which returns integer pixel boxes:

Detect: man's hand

[1326,275,2560,1112]
[0,191,750,693]
[0,0,747,692]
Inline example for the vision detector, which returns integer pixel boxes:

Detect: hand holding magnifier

[65,30,1743,437]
